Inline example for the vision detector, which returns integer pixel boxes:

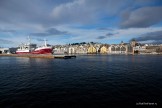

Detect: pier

[0,54,76,59]
[0,54,54,59]
[54,55,76,59]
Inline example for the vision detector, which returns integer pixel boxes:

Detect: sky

[0,0,162,47]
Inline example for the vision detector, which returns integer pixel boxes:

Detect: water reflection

[0,55,162,107]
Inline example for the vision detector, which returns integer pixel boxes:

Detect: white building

[109,45,127,54]
[0,48,9,54]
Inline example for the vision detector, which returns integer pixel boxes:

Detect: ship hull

[32,48,52,54]
[16,48,52,54]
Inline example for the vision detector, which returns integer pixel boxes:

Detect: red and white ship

[32,39,52,54]
[16,37,52,54]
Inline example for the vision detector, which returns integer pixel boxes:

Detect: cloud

[0,0,73,28]
[97,32,118,39]
[97,28,114,31]
[46,28,67,35]
[106,33,118,37]
[51,0,132,24]
[96,36,107,39]
[1,0,129,31]
[0,0,161,30]
[135,31,162,42]
[1,0,159,31]
[35,38,44,41]
[120,6,162,28]
[1,0,162,46]
[30,28,68,36]
[0,28,16,33]
[0,39,15,44]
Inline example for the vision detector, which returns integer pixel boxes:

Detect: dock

[0,54,54,58]
[53,55,76,59]
[0,54,76,59]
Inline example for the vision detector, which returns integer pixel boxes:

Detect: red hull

[16,49,52,54]
[32,49,52,54]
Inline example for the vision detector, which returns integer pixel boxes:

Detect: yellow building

[87,46,97,54]
[100,46,108,54]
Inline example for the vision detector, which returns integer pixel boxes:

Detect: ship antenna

[44,38,47,47]
[28,36,31,44]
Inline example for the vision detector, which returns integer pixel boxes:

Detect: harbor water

[0,55,162,107]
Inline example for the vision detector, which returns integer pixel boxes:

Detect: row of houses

[53,41,136,54]
[53,41,162,54]
[133,44,162,54]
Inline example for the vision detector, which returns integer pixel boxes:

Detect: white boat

[16,36,36,54]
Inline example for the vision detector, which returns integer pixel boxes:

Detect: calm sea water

[0,55,162,108]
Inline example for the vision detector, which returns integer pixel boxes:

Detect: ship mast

[27,36,31,51]
[28,36,31,45]
[44,38,47,47]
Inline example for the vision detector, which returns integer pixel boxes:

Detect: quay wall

[0,54,54,59]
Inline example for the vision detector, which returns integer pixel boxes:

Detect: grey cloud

[151,40,162,44]
[30,28,68,36]
[0,39,15,44]
[30,33,49,36]
[134,0,162,7]
[0,0,130,28]
[0,0,73,27]
[106,32,118,37]
[106,33,114,37]
[120,6,162,28]
[96,36,107,39]
[97,28,114,31]
[46,28,67,35]
[31,37,47,42]
[97,32,117,39]
[36,38,45,41]
[135,31,162,43]
[1,0,155,29]
[1,0,161,37]
[51,0,132,24]
[0,29,16,33]
[51,0,161,27]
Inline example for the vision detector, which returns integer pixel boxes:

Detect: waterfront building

[0,48,9,54]
[68,46,76,54]
[126,44,133,54]
[100,45,108,54]
[0,47,18,54]
[53,45,68,54]
[133,46,146,54]
[145,45,160,53]
[95,45,101,53]
[109,43,128,54]
[120,45,127,54]
[9,47,18,54]
[75,45,87,54]
[87,45,97,54]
